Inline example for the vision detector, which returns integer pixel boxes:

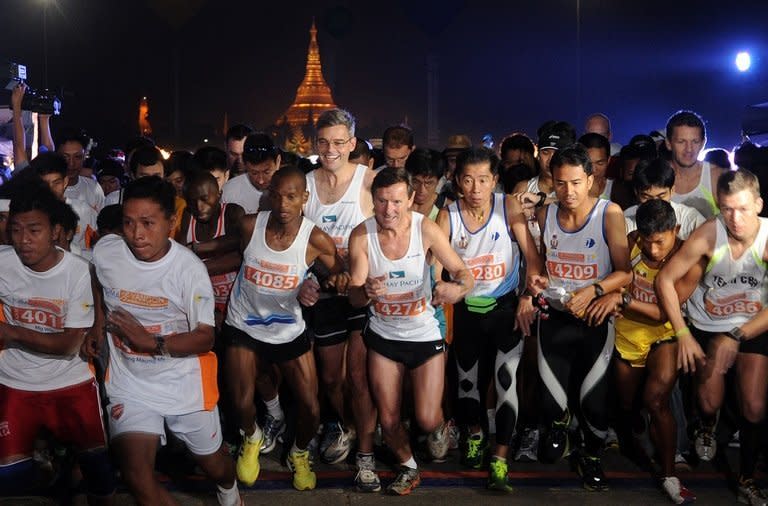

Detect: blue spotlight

[736,51,751,72]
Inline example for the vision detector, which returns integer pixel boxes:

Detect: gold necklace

[467,208,485,222]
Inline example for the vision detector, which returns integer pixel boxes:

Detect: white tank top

[304,164,368,262]
[366,213,440,342]
[525,177,555,252]
[543,199,613,295]
[599,178,614,201]
[671,162,719,219]
[186,203,237,308]
[448,193,520,298]
[686,217,768,332]
[225,212,314,344]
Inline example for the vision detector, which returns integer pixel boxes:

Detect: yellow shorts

[614,318,675,367]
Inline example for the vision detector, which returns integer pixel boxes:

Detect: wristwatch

[620,292,632,310]
[593,283,605,297]
[155,335,171,357]
[726,327,745,342]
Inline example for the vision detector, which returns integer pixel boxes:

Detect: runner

[348,167,474,495]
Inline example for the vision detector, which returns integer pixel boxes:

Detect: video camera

[1,60,61,115]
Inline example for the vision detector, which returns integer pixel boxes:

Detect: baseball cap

[622,134,658,160]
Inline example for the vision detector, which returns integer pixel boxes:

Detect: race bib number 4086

[704,291,762,318]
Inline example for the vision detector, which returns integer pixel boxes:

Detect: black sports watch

[620,292,632,310]
[726,327,745,342]
[593,283,605,298]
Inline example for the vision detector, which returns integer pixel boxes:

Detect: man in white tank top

[348,168,474,495]
[300,109,381,490]
[657,169,768,504]
[533,145,632,491]
[223,168,345,491]
[665,110,723,219]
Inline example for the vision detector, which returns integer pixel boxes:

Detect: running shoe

[693,424,716,462]
[236,429,263,486]
[605,426,620,451]
[540,414,571,463]
[487,457,514,492]
[319,421,351,464]
[575,453,609,491]
[354,453,381,493]
[514,427,539,462]
[386,466,421,495]
[661,476,696,504]
[287,449,316,491]
[461,433,488,469]
[738,477,768,505]
[674,452,691,472]
[427,423,450,463]
[260,414,285,454]
[447,418,460,450]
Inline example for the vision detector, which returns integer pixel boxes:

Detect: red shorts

[0,379,107,460]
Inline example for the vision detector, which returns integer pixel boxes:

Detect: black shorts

[222,323,311,363]
[304,296,367,347]
[691,325,768,356]
[453,292,520,351]
[363,324,445,370]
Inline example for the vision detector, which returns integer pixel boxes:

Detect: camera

[1,60,61,115]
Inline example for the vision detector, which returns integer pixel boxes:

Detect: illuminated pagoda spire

[278,19,337,128]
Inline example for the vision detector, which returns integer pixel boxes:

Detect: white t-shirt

[624,200,705,240]
[66,197,98,260]
[0,246,94,391]
[222,174,263,214]
[93,235,218,415]
[64,176,105,213]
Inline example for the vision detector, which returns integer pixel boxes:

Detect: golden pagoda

[278,20,337,129]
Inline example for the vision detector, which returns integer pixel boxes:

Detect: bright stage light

[736,51,751,72]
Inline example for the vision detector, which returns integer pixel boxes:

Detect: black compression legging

[537,308,613,456]
[453,296,522,446]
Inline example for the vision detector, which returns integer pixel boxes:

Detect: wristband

[675,327,692,338]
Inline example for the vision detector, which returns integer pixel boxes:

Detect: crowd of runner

[2,81,768,505]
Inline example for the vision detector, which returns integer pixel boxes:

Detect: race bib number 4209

[546,261,597,281]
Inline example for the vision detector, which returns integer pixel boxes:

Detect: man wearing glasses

[221,133,280,214]
[302,109,381,492]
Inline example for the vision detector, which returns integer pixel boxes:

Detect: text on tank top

[186,203,237,308]
[448,193,520,298]
[304,164,368,261]
[543,199,613,293]
[225,211,314,343]
[366,213,440,342]
[686,217,768,330]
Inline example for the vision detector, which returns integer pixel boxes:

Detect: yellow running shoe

[236,430,263,486]
[288,449,316,491]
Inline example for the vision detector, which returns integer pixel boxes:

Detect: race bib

[211,272,237,304]
[546,260,598,281]
[466,254,506,282]
[8,298,66,332]
[704,289,762,319]
[373,291,427,318]
[244,261,300,293]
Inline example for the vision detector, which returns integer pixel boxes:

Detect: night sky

[2,0,767,152]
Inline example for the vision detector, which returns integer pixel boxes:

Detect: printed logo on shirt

[0,421,10,438]
[118,290,169,309]
[322,215,337,223]
[110,404,124,420]
[491,231,500,241]
[585,238,596,248]
[389,271,405,279]
[550,234,558,250]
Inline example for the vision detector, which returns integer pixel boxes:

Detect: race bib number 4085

[245,265,299,291]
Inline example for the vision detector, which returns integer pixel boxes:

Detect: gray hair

[316,108,356,137]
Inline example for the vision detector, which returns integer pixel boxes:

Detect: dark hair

[122,176,176,218]
[124,136,155,155]
[270,165,307,192]
[636,199,677,237]
[183,171,220,200]
[456,147,499,177]
[371,167,413,198]
[29,152,68,178]
[129,146,164,175]
[164,150,194,178]
[632,158,675,192]
[8,182,66,227]
[500,134,535,158]
[242,133,279,165]
[703,148,732,170]
[193,146,228,173]
[97,204,123,235]
[666,110,706,141]
[349,137,372,163]
[382,125,414,149]
[56,127,90,151]
[405,148,444,180]
[226,124,254,142]
[550,144,593,176]
[578,133,611,157]
[58,201,80,235]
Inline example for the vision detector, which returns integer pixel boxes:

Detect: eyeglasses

[316,138,352,150]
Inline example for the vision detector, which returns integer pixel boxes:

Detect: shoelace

[466,438,483,458]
